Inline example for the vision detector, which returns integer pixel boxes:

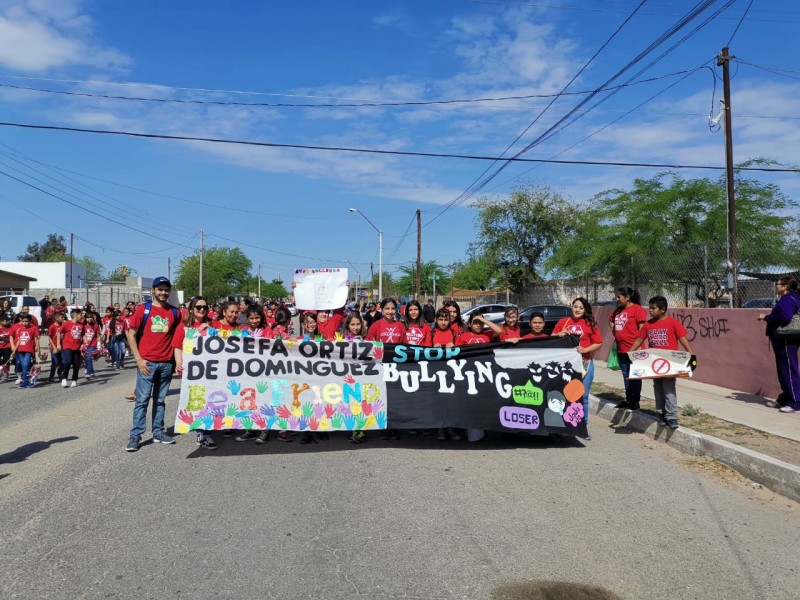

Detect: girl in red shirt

[82,312,102,380]
[443,300,464,338]
[366,298,404,344]
[343,312,365,341]
[298,312,320,340]
[402,300,431,346]
[242,305,272,338]
[554,297,603,440]
[610,287,648,411]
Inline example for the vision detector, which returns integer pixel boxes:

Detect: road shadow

[179,429,587,458]
[0,436,79,465]
[727,391,774,407]
[493,581,622,599]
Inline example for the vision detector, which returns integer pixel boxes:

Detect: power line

[0,120,796,172]
[733,57,800,81]
[727,0,755,46]
[0,68,702,109]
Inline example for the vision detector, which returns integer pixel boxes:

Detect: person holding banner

[317,308,345,341]
[629,296,695,429]
[212,301,239,333]
[554,298,603,440]
[758,276,800,413]
[402,300,431,346]
[366,298,405,344]
[610,287,648,411]
[173,296,217,450]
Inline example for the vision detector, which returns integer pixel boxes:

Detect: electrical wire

[727,0,755,46]
[0,120,796,172]
[733,58,800,81]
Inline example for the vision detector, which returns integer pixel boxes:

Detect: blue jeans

[49,349,62,380]
[110,336,126,367]
[18,352,32,383]
[618,355,642,405]
[85,347,96,376]
[130,361,174,437]
[60,348,81,381]
[582,359,594,426]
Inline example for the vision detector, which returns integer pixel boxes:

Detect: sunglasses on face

[195,305,208,310]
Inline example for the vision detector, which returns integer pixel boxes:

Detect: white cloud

[0,0,129,71]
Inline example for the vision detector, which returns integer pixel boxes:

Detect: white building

[0,262,87,290]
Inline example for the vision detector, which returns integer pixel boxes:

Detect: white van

[0,294,42,323]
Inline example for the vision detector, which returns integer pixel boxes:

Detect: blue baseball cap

[152,276,171,288]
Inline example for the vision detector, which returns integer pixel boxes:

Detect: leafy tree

[174,246,253,300]
[18,233,67,261]
[260,279,288,300]
[473,185,577,293]
[547,171,799,304]
[107,264,136,283]
[77,256,105,281]
[451,248,495,291]
[395,261,449,297]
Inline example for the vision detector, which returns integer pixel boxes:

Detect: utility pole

[257,264,262,299]
[168,257,171,281]
[718,47,738,307]
[69,233,74,303]
[199,229,204,296]
[416,209,421,301]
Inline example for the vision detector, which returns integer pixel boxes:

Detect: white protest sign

[627,348,693,380]
[293,268,349,310]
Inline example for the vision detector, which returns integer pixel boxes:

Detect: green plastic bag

[607,342,621,371]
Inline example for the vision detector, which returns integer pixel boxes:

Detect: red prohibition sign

[652,358,671,375]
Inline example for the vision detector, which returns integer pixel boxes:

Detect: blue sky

[0,0,798,287]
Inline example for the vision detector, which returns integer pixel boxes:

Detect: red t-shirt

[0,326,11,349]
[431,327,458,347]
[48,322,62,349]
[458,331,492,345]
[317,309,344,341]
[498,325,521,341]
[611,304,648,353]
[554,317,603,359]
[60,321,85,351]
[241,325,272,338]
[637,316,687,351]
[83,324,101,347]
[366,319,405,344]
[129,303,179,362]
[403,322,431,346]
[521,332,549,339]
[212,319,238,331]
[11,323,38,353]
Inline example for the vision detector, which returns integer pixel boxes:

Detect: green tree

[77,256,105,281]
[174,246,253,300]
[473,185,577,293]
[260,279,288,300]
[547,171,799,303]
[395,261,449,297]
[18,233,67,261]
[451,248,495,290]
[107,264,136,283]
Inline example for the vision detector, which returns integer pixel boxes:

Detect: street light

[348,208,383,300]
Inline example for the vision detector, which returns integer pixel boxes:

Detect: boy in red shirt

[82,312,102,380]
[125,277,180,452]
[10,313,40,388]
[458,314,493,345]
[47,312,65,382]
[630,295,696,429]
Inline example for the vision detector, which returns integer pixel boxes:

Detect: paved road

[1,367,799,600]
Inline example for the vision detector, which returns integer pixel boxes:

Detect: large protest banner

[293,268,349,310]
[627,349,693,380]
[174,331,588,437]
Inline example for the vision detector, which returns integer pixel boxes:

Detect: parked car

[461,303,517,327]
[742,297,775,308]
[489,304,572,336]
[0,294,42,324]
[283,302,298,317]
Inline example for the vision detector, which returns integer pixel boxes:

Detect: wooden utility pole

[718,47,738,307]
[416,209,421,301]
[199,229,204,296]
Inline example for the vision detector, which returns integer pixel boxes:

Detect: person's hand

[136,356,150,376]
[291,281,297,289]
[175,358,183,375]
[446,342,455,348]
[757,314,767,321]
[689,355,698,371]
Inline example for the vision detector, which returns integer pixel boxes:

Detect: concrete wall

[31,285,146,308]
[594,306,783,399]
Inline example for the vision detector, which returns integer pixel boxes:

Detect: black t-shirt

[422,304,435,322]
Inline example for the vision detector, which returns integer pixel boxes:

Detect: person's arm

[629,337,644,352]
[33,332,40,362]
[126,327,150,376]
[174,347,184,375]
[477,315,502,336]
[677,335,694,354]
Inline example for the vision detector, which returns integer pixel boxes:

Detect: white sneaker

[61,379,68,388]
[70,381,77,388]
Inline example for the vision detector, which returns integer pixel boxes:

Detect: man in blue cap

[125,277,181,452]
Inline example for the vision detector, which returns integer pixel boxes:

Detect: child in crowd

[242,305,270,338]
[0,313,13,380]
[366,298,404,344]
[298,312,320,339]
[431,308,458,348]
[443,301,464,337]
[629,296,696,430]
[402,300,430,346]
[59,309,85,388]
[610,287,648,411]
[82,311,102,381]
[47,311,65,382]
[458,313,493,345]
[317,307,345,341]
[263,303,277,327]
[554,298,603,440]
[271,306,293,339]
[343,312,365,341]
[488,306,521,341]
[521,312,549,339]
[10,313,39,388]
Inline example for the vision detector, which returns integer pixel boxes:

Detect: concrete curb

[590,396,800,503]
